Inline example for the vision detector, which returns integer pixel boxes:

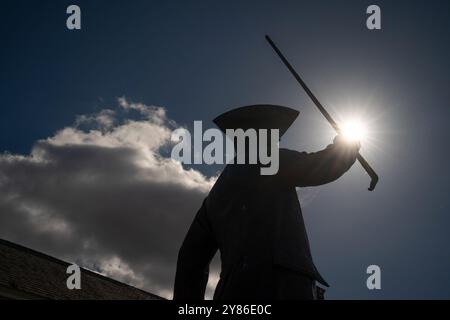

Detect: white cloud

[0,98,217,299]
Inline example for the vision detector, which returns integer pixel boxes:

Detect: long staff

[265,35,379,191]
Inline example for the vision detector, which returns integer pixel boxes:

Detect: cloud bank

[0,98,218,299]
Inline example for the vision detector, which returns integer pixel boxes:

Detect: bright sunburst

[340,118,368,143]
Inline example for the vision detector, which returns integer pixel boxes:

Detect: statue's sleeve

[279,139,359,187]
[173,198,218,300]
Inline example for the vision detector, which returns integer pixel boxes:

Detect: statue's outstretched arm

[279,136,360,187]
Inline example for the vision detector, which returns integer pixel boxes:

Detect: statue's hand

[333,134,361,151]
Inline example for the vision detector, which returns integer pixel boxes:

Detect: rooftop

[0,238,163,300]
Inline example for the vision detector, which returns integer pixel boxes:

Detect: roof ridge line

[0,238,164,300]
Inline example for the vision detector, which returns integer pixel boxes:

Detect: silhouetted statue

[174,105,360,300]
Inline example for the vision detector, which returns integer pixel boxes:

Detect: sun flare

[340,119,368,142]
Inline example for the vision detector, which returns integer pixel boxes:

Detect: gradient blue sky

[1,0,450,298]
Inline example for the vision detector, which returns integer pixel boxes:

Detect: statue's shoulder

[279,148,306,161]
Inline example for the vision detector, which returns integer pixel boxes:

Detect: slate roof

[0,238,163,300]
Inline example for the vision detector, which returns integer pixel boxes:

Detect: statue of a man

[174,105,360,300]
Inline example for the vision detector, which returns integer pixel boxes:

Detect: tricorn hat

[213,104,299,138]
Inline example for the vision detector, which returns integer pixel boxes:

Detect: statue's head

[213,105,299,169]
[213,104,299,139]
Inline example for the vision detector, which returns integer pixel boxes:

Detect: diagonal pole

[265,35,379,191]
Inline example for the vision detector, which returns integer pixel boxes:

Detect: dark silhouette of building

[0,238,163,300]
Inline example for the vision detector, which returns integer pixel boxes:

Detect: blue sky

[1,0,450,299]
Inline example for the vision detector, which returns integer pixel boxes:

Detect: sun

[340,118,368,142]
